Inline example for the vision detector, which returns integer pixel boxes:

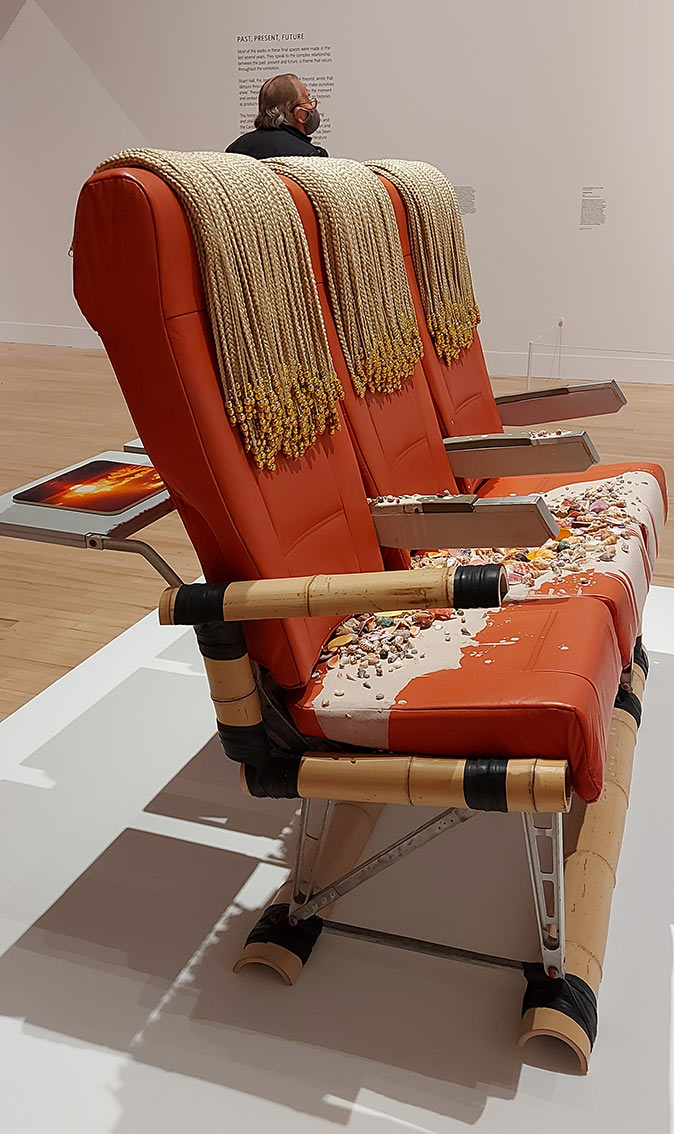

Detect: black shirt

[226,123,328,159]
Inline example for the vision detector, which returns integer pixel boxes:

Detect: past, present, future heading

[237,33,305,43]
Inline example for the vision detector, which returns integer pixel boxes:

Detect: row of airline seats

[71,158,665,1070]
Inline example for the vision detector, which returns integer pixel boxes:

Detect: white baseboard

[485,349,674,385]
[3,323,672,383]
[0,321,100,349]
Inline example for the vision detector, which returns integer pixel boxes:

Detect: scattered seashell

[327,633,354,651]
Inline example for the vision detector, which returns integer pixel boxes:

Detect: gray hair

[254,73,301,130]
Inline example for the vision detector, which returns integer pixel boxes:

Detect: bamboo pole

[233,800,383,984]
[518,704,638,1071]
[159,564,507,626]
[632,629,648,702]
[203,654,262,726]
[293,754,571,813]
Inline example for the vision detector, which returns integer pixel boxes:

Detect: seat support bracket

[522,812,566,978]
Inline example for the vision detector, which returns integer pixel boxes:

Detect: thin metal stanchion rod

[290,798,311,909]
[290,807,475,923]
[289,798,335,916]
[322,920,524,974]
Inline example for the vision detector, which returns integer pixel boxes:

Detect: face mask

[301,107,321,135]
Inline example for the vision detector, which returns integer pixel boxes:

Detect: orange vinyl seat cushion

[289,596,622,804]
[479,465,667,564]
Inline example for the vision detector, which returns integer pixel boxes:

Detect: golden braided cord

[94,149,342,470]
[266,157,423,397]
[366,160,480,365]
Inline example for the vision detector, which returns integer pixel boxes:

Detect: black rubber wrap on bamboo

[521,963,598,1048]
[243,902,324,961]
[194,622,301,798]
[614,683,641,727]
[633,635,649,679]
[178,585,230,625]
[453,563,508,609]
[462,757,508,811]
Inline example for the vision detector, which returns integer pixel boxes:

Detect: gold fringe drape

[266,157,423,397]
[94,149,342,470]
[366,160,480,364]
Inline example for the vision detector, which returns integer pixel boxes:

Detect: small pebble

[376,692,385,700]
[321,699,330,708]
[334,690,344,697]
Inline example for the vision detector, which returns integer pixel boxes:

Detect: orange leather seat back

[377,176,504,492]
[278,176,459,502]
[73,168,384,688]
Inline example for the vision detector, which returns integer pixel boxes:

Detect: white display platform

[1,588,673,1133]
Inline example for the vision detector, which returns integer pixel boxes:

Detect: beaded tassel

[94,149,342,471]
[366,160,481,366]
[266,157,424,398]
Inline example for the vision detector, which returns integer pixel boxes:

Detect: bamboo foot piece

[233,902,322,985]
[234,800,383,983]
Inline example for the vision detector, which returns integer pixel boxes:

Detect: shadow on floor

[1,655,673,1130]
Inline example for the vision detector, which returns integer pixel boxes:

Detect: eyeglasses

[293,97,318,111]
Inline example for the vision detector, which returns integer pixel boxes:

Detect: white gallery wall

[1,0,673,379]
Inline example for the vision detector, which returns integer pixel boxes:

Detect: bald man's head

[254,73,319,135]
